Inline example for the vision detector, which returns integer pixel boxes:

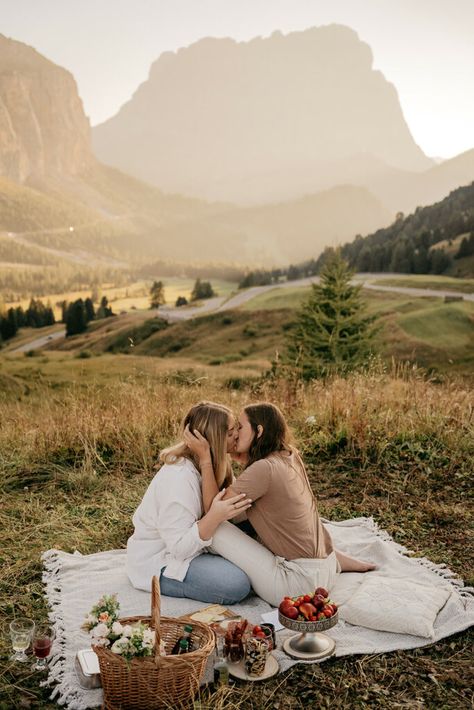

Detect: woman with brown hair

[185,402,374,607]
[126,401,252,603]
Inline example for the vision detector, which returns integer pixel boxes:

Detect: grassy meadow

[3,285,470,376]
[1,277,473,709]
[0,355,473,709]
[369,274,474,294]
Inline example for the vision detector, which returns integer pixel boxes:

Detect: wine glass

[9,618,35,663]
[31,624,55,671]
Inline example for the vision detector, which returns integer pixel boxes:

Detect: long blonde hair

[160,401,233,488]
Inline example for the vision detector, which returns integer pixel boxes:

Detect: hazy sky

[1,0,473,159]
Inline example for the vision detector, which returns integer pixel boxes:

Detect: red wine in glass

[32,625,55,670]
[34,636,52,658]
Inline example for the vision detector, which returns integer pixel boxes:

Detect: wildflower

[111,637,129,655]
[95,637,110,647]
[91,622,109,638]
[99,612,110,623]
[111,621,123,635]
[142,628,155,647]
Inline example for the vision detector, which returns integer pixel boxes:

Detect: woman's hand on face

[184,425,211,463]
[209,489,252,523]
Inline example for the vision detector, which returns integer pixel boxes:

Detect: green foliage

[65,299,87,337]
[84,297,95,322]
[239,268,284,288]
[0,299,54,345]
[456,232,474,259]
[285,252,379,379]
[337,182,474,275]
[96,296,114,320]
[149,280,165,309]
[190,278,215,301]
[25,298,55,328]
[175,295,188,307]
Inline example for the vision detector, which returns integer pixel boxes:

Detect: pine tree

[65,299,87,337]
[84,297,95,322]
[190,278,202,301]
[190,278,215,301]
[456,232,474,259]
[0,308,18,341]
[149,281,165,309]
[430,248,452,274]
[286,251,379,379]
[96,296,114,319]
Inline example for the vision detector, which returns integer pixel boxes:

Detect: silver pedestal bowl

[278,610,338,660]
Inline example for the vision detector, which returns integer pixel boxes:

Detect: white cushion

[339,575,452,638]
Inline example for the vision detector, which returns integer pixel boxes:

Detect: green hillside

[337,182,474,277]
[1,164,392,271]
[0,177,98,234]
[39,287,474,377]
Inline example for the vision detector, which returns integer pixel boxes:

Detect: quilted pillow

[339,575,452,638]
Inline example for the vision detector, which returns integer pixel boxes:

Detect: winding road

[9,274,473,353]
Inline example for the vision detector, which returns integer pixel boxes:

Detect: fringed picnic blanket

[41,517,474,709]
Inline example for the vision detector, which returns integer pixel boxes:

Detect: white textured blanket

[41,517,473,710]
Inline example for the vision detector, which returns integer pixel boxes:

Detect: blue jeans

[160,553,251,605]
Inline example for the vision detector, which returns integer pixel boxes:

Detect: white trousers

[209,521,340,608]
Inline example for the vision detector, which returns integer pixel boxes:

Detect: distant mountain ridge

[0,30,472,274]
[349,148,474,214]
[0,32,392,267]
[92,25,433,204]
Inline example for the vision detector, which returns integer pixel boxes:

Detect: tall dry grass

[1,367,472,490]
[1,366,473,709]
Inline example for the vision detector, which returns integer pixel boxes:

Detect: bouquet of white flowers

[82,594,165,660]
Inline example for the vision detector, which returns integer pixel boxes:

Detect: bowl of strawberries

[278,587,338,659]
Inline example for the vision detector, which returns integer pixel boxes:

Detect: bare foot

[336,550,377,572]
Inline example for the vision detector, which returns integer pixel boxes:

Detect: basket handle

[151,575,161,660]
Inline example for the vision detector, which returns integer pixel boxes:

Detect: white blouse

[126,458,212,591]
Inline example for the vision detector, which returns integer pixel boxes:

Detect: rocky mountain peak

[0,34,94,183]
[93,24,432,203]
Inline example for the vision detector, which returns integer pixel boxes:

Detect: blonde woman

[185,402,375,607]
[126,402,252,603]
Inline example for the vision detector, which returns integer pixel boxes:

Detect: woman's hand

[184,425,211,465]
[209,489,252,523]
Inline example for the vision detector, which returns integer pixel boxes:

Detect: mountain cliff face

[93,25,433,203]
[0,34,93,183]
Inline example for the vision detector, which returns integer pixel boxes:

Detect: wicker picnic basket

[93,576,215,710]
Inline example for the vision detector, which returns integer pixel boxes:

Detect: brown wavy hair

[160,401,233,488]
[243,402,294,468]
